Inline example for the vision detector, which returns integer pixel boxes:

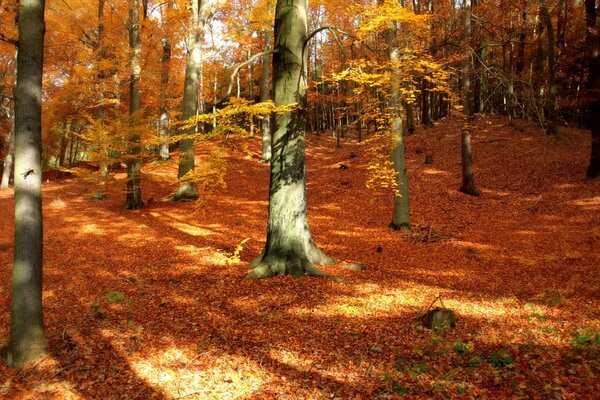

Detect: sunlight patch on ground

[81,224,105,234]
[515,230,538,235]
[422,168,450,175]
[450,241,495,251]
[49,198,67,210]
[568,196,600,210]
[131,347,267,399]
[170,221,216,237]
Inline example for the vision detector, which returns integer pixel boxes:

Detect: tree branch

[0,93,14,101]
[215,48,279,106]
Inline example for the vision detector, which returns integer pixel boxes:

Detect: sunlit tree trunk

[248,0,336,279]
[384,1,411,232]
[97,0,110,179]
[158,1,172,161]
[124,0,143,209]
[585,0,599,178]
[173,0,206,200]
[460,0,480,196]
[8,0,47,368]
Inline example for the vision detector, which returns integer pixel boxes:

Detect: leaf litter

[0,115,598,399]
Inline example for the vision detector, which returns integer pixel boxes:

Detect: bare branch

[0,93,14,101]
[215,48,279,106]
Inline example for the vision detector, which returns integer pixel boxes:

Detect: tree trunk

[124,0,143,209]
[248,0,336,280]
[173,0,206,200]
[158,1,172,161]
[540,0,557,135]
[460,0,480,196]
[8,0,47,368]
[384,4,411,232]
[585,0,600,178]
[259,7,273,163]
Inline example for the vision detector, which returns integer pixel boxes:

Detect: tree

[258,0,275,163]
[247,0,338,279]
[7,0,47,368]
[172,0,208,201]
[459,0,480,196]
[382,0,411,232]
[585,0,599,178]
[124,0,143,209]
[158,1,173,161]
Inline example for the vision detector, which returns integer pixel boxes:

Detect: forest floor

[0,114,599,399]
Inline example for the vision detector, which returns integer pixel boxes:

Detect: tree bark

[158,1,172,161]
[124,0,143,209]
[248,0,336,279]
[173,0,207,200]
[540,0,557,135]
[384,2,411,232]
[460,0,480,196]
[8,0,47,368]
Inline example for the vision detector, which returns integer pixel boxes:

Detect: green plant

[468,357,483,368]
[571,327,600,346]
[488,348,514,368]
[454,340,472,354]
[106,291,125,304]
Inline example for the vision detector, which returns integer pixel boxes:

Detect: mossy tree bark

[124,0,143,209]
[8,0,47,368]
[247,0,337,279]
[173,0,207,201]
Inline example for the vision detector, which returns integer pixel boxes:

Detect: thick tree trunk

[259,13,273,163]
[158,1,172,161]
[585,0,600,178]
[8,0,47,368]
[173,0,206,200]
[124,0,143,209]
[248,0,336,280]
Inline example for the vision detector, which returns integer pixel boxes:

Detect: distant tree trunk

[173,0,206,200]
[585,0,600,178]
[158,1,172,161]
[8,0,47,368]
[540,0,557,135]
[460,0,480,196]
[124,0,143,209]
[259,7,274,163]
[97,0,110,179]
[1,105,15,189]
[248,0,336,279]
